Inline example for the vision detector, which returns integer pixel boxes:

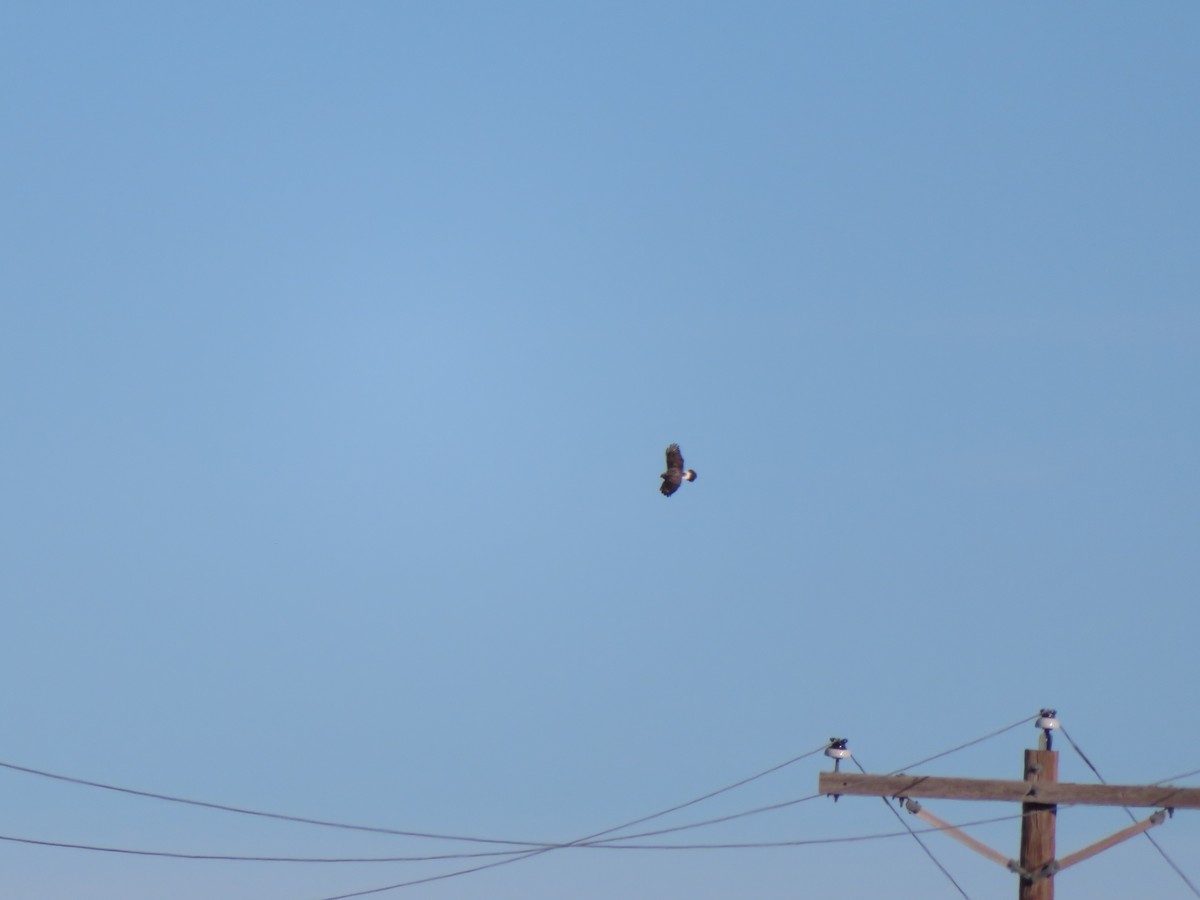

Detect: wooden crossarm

[818,772,1200,809]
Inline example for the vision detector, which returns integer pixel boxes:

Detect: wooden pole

[1019,749,1058,900]
[816,717,1191,896]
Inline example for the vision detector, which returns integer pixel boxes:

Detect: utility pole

[818,713,1200,897]
[1019,744,1057,900]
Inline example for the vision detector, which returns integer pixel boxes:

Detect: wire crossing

[311,743,832,900]
[1060,725,1200,899]
[821,712,1200,900]
[3,715,1195,898]
[852,754,971,899]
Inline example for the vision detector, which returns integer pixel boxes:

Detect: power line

[0,763,837,868]
[0,796,825,868]
[0,759,543,847]
[587,719,1049,847]
[853,755,971,899]
[1059,725,1200,899]
[311,742,832,900]
[0,805,1036,860]
[0,810,1035,859]
[570,727,1054,849]
[0,742,828,855]
[585,715,1040,852]
[886,714,1038,776]
[0,833,529,863]
[0,718,1080,900]
[1059,726,1104,781]
[577,811,1029,850]
[578,743,830,840]
[583,793,823,844]
[7,720,1140,897]
[312,849,550,900]
[0,745,832,897]
[1154,766,1200,786]
[308,813,1035,899]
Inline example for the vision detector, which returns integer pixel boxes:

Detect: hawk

[660,443,697,497]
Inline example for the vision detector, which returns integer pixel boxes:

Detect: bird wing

[664,443,684,471]
[660,471,682,496]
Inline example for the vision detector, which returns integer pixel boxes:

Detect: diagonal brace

[1029,809,1169,882]
[901,799,1016,870]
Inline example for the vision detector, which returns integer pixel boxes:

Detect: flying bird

[660,443,697,497]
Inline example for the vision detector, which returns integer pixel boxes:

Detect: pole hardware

[825,738,851,772]
[816,710,1197,899]
[1035,710,1059,751]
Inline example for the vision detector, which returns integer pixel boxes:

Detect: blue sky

[2,3,1198,898]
